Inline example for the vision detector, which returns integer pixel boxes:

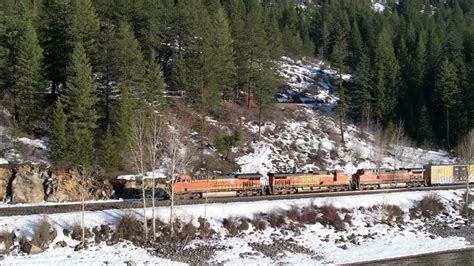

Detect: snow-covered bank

[1,189,472,265]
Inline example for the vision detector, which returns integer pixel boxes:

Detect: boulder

[12,164,48,203]
[0,166,12,201]
[21,241,43,255]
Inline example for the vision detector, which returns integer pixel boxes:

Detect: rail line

[0,184,466,217]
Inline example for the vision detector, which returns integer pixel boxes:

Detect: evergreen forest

[0,0,473,170]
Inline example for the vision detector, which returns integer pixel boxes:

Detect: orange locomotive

[267,170,351,194]
[352,168,425,189]
[174,173,263,199]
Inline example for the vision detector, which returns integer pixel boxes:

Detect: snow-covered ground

[1,189,472,265]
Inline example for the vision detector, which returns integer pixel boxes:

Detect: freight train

[170,164,474,200]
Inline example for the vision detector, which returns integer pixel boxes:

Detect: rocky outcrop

[45,169,113,202]
[0,163,114,204]
[0,166,12,201]
[12,164,48,203]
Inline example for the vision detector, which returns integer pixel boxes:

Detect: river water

[362,249,474,265]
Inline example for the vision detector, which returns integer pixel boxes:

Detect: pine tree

[224,0,248,99]
[115,85,134,163]
[101,125,121,170]
[63,42,99,131]
[436,58,460,147]
[264,6,283,59]
[373,26,400,123]
[204,4,236,105]
[11,18,44,132]
[144,61,166,112]
[70,122,94,166]
[350,53,372,125]
[348,20,363,70]
[50,99,68,162]
[39,0,73,95]
[70,0,100,65]
[114,23,146,90]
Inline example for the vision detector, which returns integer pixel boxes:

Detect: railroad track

[0,184,466,217]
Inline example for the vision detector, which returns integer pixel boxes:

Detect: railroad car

[351,168,425,189]
[424,164,474,185]
[267,170,351,194]
[173,173,263,199]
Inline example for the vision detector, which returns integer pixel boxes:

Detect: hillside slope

[232,57,454,175]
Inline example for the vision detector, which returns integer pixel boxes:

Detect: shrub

[197,217,213,238]
[113,213,144,243]
[32,217,56,249]
[268,212,286,228]
[300,207,318,224]
[222,218,239,236]
[0,231,15,251]
[176,221,196,243]
[237,218,250,232]
[251,216,266,231]
[286,207,300,222]
[382,204,405,225]
[410,194,445,219]
[460,192,474,217]
[318,205,346,231]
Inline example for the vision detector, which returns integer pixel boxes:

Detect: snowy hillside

[0,109,49,165]
[234,57,454,175]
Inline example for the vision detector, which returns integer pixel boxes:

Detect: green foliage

[39,0,73,94]
[69,0,100,64]
[50,100,68,162]
[64,42,98,131]
[63,42,99,165]
[215,130,241,159]
[11,17,44,132]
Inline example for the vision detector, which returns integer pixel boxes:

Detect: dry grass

[0,231,15,251]
[300,207,318,224]
[286,207,301,222]
[251,216,266,231]
[382,204,405,225]
[237,218,250,232]
[410,194,445,219]
[113,213,144,244]
[317,204,347,231]
[31,217,56,249]
[268,212,286,228]
[197,216,213,238]
[222,218,239,236]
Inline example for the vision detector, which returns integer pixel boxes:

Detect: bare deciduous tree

[164,117,196,237]
[145,111,163,240]
[391,121,412,170]
[76,165,93,249]
[456,129,474,220]
[128,110,148,241]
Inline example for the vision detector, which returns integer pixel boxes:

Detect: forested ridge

[0,0,473,171]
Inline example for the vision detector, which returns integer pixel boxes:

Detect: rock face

[45,169,113,202]
[3,163,113,203]
[45,169,82,202]
[12,164,48,203]
[0,166,12,201]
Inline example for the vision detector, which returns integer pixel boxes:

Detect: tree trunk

[466,175,470,223]
[81,177,85,248]
[152,172,156,240]
[446,108,450,147]
[339,115,345,143]
[142,180,148,241]
[258,104,262,138]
